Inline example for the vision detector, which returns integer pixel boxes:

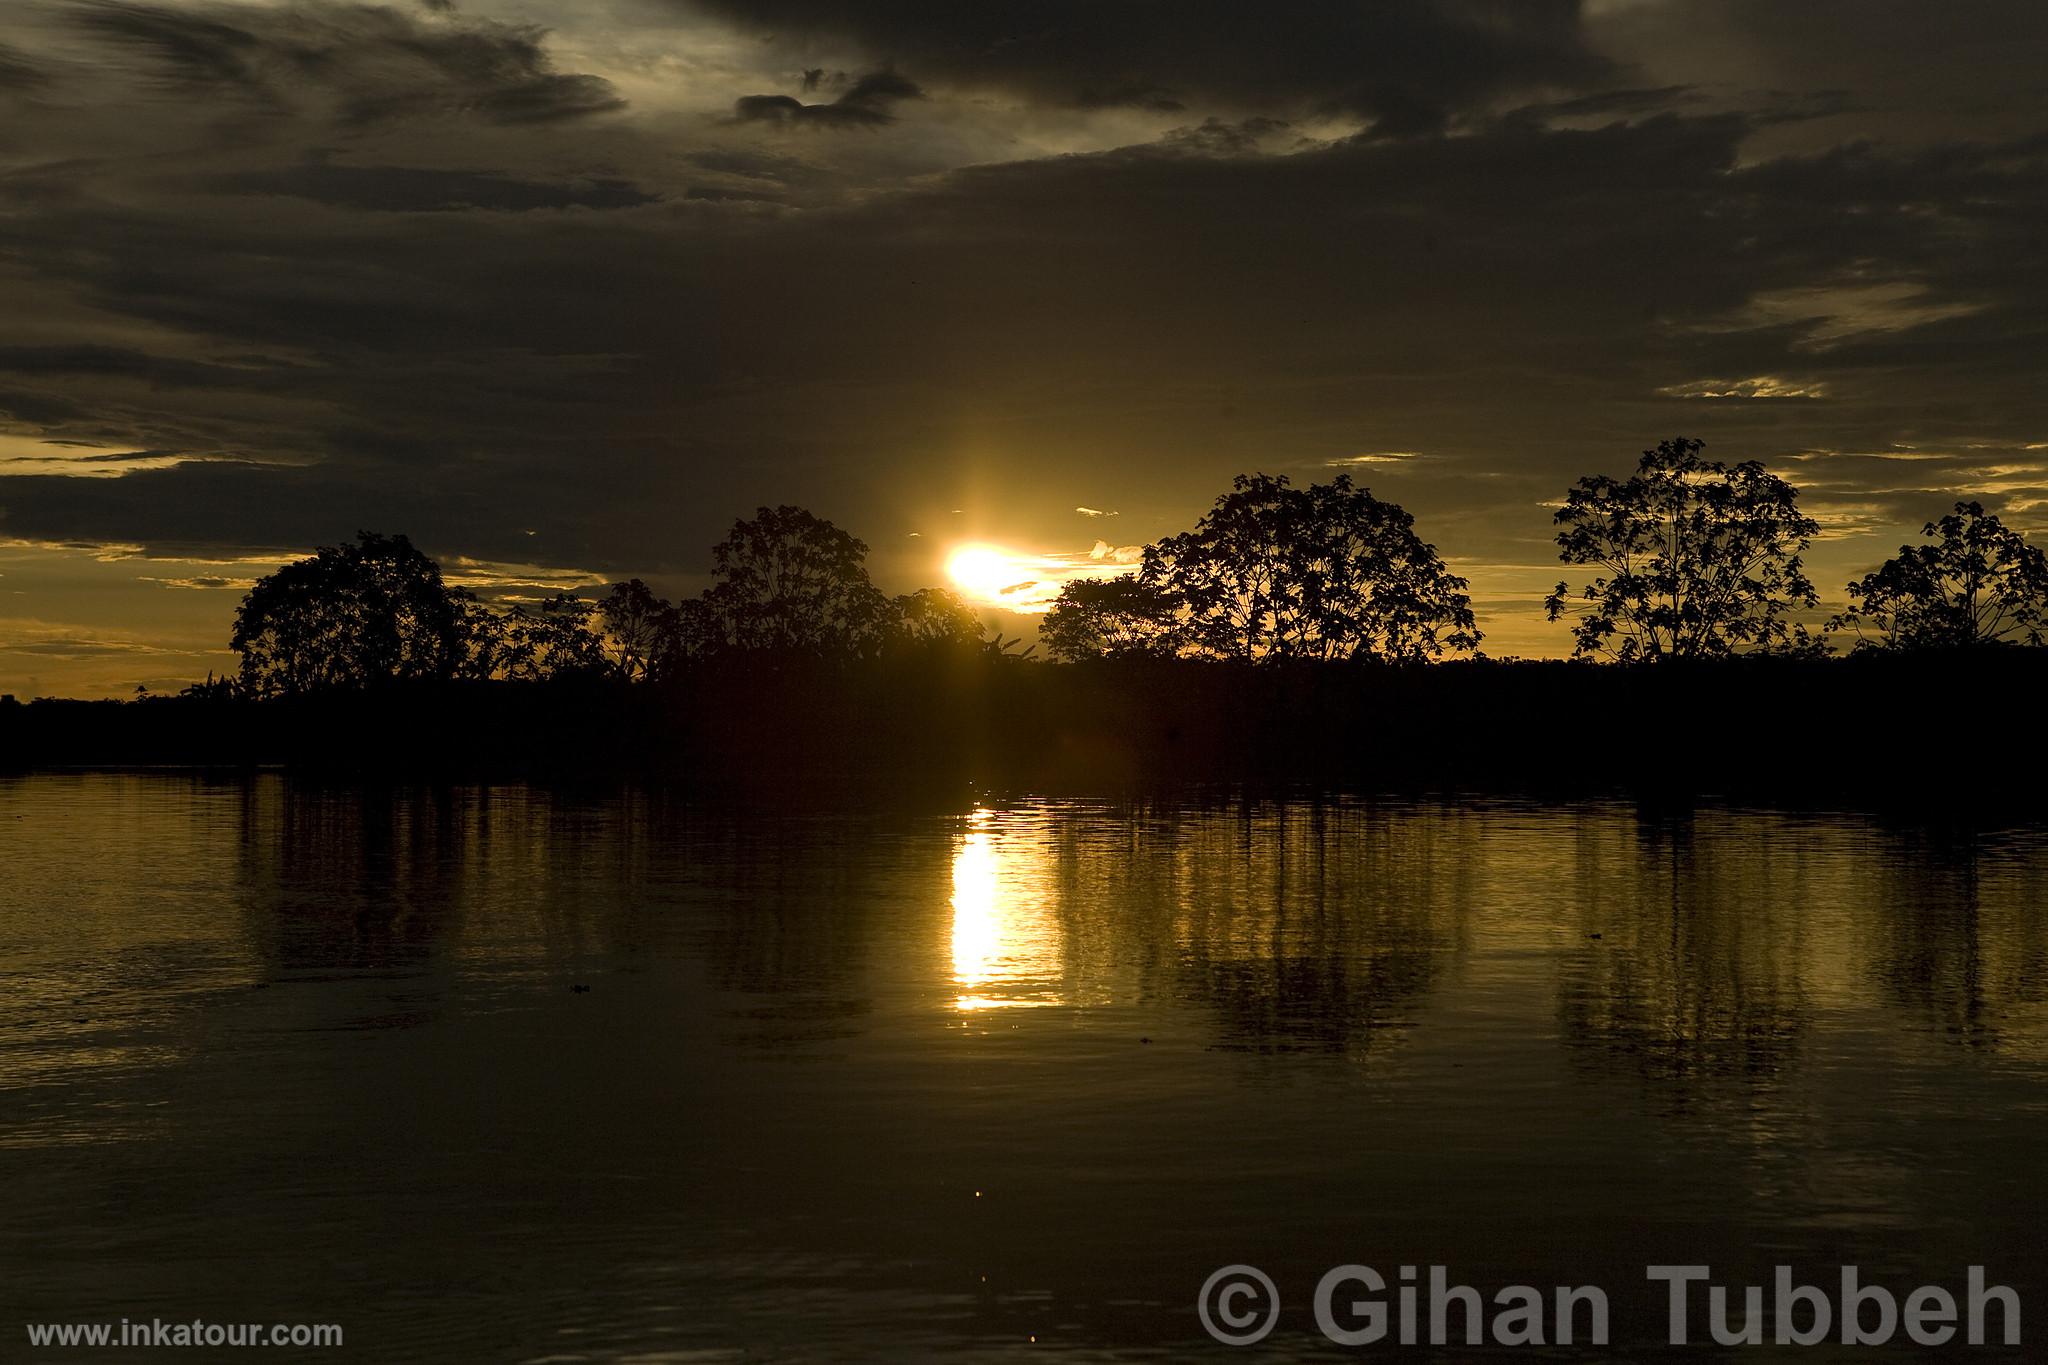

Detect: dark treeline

[1042,438,2048,662]
[5,436,2047,798]
[214,505,1021,699]
[10,653,2048,806]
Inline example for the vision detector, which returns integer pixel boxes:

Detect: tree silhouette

[1545,438,1820,662]
[1040,576,1179,662]
[1140,473,1479,662]
[673,596,721,663]
[230,532,484,695]
[1829,501,2048,650]
[596,579,682,680]
[695,505,892,657]
[889,586,986,650]
[496,592,607,682]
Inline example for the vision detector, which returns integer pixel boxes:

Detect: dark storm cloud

[63,0,625,126]
[1596,0,2048,148]
[684,185,784,203]
[453,73,623,126]
[7,89,2048,572]
[1157,117,1292,157]
[0,345,261,389]
[72,0,265,92]
[1715,0,2048,90]
[1523,85,1700,120]
[211,160,657,212]
[684,148,826,182]
[0,42,51,88]
[3,0,2048,623]
[73,449,188,464]
[685,0,1610,126]
[1072,84,1184,114]
[733,70,924,128]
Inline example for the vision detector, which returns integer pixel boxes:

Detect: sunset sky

[4,0,2048,694]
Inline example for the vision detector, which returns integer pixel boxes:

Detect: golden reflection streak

[949,808,1064,1012]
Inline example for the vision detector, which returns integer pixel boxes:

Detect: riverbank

[2,654,2040,805]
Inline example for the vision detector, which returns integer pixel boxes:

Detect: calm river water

[3,774,2046,1361]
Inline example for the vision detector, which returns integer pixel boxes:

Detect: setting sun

[946,543,1040,607]
[944,540,1136,612]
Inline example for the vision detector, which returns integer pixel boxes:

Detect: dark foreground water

[3,774,2046,1362]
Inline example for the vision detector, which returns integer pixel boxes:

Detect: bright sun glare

[946,544,1034,606]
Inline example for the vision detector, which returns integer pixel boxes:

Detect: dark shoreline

[3,654,2042,810]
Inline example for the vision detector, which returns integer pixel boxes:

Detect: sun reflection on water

[949,808,1064,1012]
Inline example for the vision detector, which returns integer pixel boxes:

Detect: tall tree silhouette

[230,532,484,695]
[1546,438,1820,661]
[596,579,681,680]
[1041,576,1179,662]
[1138,473,1479,661]
[696,505,891,656]
[1829,501,2048,649]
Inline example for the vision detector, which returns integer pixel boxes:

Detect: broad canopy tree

[695,505,894,657]
[231,532,486,696]
[1041,576,1180,662]
[1829,501,2048,649]
[1043,473,1480,663]
[1545,438,1821,662]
